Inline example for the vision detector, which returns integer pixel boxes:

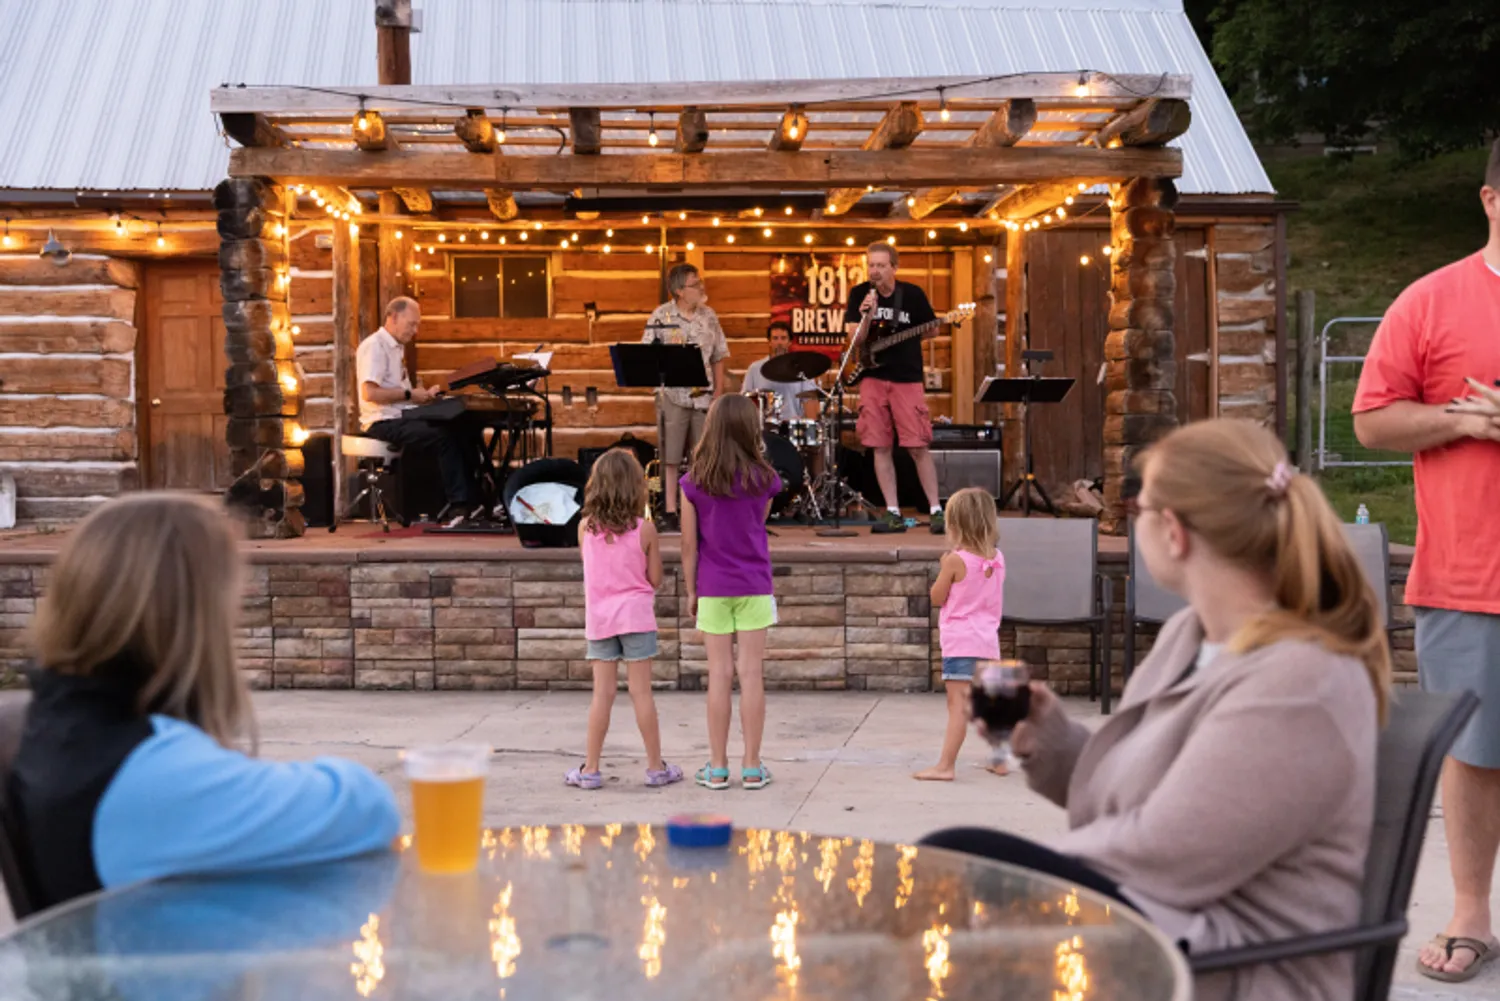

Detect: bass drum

[762,432,804,516]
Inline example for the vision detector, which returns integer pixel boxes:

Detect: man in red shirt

[1353,139,1500,982]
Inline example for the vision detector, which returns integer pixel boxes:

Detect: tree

[1198,0,1500,156]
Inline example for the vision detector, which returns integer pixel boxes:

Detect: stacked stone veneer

[0,553,1419,692]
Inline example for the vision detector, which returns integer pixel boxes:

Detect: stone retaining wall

[0,554,1416,693]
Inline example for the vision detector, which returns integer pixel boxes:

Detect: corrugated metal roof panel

[0,0,1270,195]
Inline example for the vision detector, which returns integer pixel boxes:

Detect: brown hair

[1139,419,1391,721]
[666,263,700,298]
[866,242,898,268]
[687,394,777,498]
[28,493,257,749]
[1487,138,1500,190]
[944,487,999,557]
[582,448,647,537]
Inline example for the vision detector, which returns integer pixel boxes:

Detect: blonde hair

[1140,420,1391,722]
[28,493,257,749]
[688,394,777,498]
[582,449,647,537]
[945,488,999,557]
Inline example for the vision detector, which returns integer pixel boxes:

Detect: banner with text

[769,254,868,358]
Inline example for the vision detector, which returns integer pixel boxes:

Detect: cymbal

[762,350,832,384]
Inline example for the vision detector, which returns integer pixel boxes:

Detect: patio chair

[999,519,1115,713]
[0,691,39,920]
[1189,689,1479,1001]
[1122,522,1188,682]
[1343,522,1413,644]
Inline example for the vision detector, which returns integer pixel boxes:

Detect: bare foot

[983,762,1010,777]
[914,766,955,782]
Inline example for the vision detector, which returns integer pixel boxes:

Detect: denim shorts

[586,631,659,662]
[941,657,980,681]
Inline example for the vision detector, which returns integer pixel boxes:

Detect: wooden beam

[485,190,518,221]
[570,108,602,155]
[824,102,924,215]
[981,179,1103,221]
[233,145,1181,190]
[210,74,1193,114]
[674,108,709,154]
[219,113,284,148]
[352,110,391,151]
[767,108,808,152]
[454,109,497,153]
[952,248,975,424]
[375,0,413,85]
[1092,98,1191,149]
[392,187,432,212]
[331,219,361,519]
[901,100,1038,219]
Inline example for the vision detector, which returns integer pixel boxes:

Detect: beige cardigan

[1024,608,1378,1001]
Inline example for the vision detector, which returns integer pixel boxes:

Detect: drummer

[741,321,819,421]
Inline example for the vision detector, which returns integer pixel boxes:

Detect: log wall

[1211,222,1278,424]
[0,254,141,523]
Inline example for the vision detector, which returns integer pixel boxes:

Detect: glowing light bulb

[788,123,799,139]
[958,221,969,232]
[606,228,614,237]
[1080,254,1091,266]
[845,236,855,246]
[571,232,580,242]
[726,234,736,244]
[291,325,301,336]
[395,229,403,239]
[907,196,916,208]
[1077,182,1088,192]
[480,230,489,240]
[677,212,686,221]
[926,229,937,239]
[534,221,543,230]
[803,233,813,244]
[520,232,528,241]
[711,217,720,227]
[753,207,763,217]
[983,253,993,263]
[458,233,466,242]
[499,235,507,244]
[437,233,446,243]
[784,206,793,216]
[762,227,772,237]
[1102,246,1113,256]
[645,244,654,254]
[641,214,650,225]
[685,240,695,250]
[648,129,659,147]
[886,235,896,245]
[1064,195,1075,205]
[603,244,611,254]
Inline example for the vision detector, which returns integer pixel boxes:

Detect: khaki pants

[660,396,707,465]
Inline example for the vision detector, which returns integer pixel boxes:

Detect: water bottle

[1355,503,1370,525]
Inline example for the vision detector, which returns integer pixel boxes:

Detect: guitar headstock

[944,302,978,326]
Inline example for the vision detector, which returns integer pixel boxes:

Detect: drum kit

[747,350,869,522]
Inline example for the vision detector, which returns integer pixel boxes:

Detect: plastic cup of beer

[403,743,490,873]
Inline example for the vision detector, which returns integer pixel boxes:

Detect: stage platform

[0,523,1413,693]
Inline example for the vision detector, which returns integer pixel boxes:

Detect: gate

[1317,316,1414,470]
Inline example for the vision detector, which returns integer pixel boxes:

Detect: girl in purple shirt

[680,395,781,791]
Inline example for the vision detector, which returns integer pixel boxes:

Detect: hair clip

[1265,461,1296,497]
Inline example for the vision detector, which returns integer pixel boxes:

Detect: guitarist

[843,242,944,534]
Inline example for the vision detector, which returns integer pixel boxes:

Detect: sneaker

[871,510,908,534]
[929,511,946,535]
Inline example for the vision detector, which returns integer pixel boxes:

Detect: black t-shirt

[842,280,937,384]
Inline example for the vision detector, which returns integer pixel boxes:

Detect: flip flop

[1417,934,1500,983]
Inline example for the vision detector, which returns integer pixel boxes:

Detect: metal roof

[0,0,1271,196]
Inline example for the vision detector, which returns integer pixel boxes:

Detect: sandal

[1417,934,1500,983]
[695,763,730,790]
[646,762,684,788]
[565,765,603,790]
[741,764,773,790]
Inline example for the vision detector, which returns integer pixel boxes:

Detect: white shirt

[741,358,816,421]
[355,327,413,429]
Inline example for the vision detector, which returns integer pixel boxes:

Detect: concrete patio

[1,689,1493,998]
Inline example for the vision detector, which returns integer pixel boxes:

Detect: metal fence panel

[1317,316,1414,470]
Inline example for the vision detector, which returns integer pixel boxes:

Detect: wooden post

[375,1,412,84]
[332,221,361,516]
[1000,231,1026,478]
[375,0,413,388]
[951,249,975,423]
[1296,288,1316,469]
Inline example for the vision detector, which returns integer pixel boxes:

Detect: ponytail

[1141,421,1391,722]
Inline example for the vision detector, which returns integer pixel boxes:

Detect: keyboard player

[356,297,481,524]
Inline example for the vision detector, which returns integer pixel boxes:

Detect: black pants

[919,827,1135,909]
[364,418,477,507]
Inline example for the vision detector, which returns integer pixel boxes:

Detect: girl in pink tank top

[916,488,1005,782]
[567,451,682,791]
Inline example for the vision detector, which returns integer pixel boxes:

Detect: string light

[571,232,580,242]
[413,262,422,272]
[113,215,126,237]
[1077,182,1089,192]
[648,112,659,147]
[603,243,612,253]
[906,196,916,208]
[427,245,435,254]
[291,325,301,336]
[1042,214,1053,224]
[1056,207,1067,219]
[349,222,359,237]
[784,206,793,216]
[845,236,855,246]
[938,86,951,122]
[886,235,896,245]
[753,207,764,217]
[497,108,508,145]
[458,233,467,242]
[641,214,650,225]
[395,229,403,239]
[685,240,695,250]
[926,229,937,239]
[480,230,489,240]
[499,235,507,244]
[826,201,837,212]
[803,233,814,244]
[677,212,686,221]
[645,244,654,254]
[1064,195,1075,205]
[559,238,569,248]
[437,233,447,243]
[983,252,993,263]
[958,221,969,232]
[1080,254,1091,266]
[1074,73,1089,99]
[519,231,528,241]
[1101,246,1112,256]
[726,234,736,244]
[866,184,874,192]
[155,223,165,249]
[606,228,614,237]
[711,217,720,227]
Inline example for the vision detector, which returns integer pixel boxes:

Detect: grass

[1264,147,1491,544]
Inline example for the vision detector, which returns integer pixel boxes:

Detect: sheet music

[514,351,553,370]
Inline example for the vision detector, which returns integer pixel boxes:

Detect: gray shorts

[660,398,706,466]
[1416,607,1500,768]
[586,631,659,662]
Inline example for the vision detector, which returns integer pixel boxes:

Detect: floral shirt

[643,301,730,410]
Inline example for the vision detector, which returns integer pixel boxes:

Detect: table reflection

[0,825,1187,1001]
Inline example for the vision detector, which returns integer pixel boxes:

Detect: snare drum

[746,391,784,427]
[783,419,822,450]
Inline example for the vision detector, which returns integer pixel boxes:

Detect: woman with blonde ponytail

[923,419,1388,1001]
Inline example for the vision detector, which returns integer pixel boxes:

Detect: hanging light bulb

[958,221,969,232]
[458,233,467,242]
[427,245,435,255]
[112,214,126,237]
[437,233,447,243]
[762,226,772,237]
[1,218,12,247]
[395,229,404,240]
[349,222,359,237]
[559,238,569,248]
[520,231,529,241]
[926,229,937,239]
[983,252,993,263]
[1080,254,1091,266]
[1074,73,1089,99]
[641,214,650,225]
[571,232,580,242]
[845,236,855,246]
[155,223,165,249]
[603,243,612,254]
[1077,182,1089,192]
[886,235,896,245]
[413,262,422,272]
[497,108,508,145]
[753,207,764,217]
[866,184,874,192]
[711,217,720,227]
[803,233,814,244]
[648,112,659,147]
[1101,245,1112,257]
[480,230,489,240]
[906,196,916,208]
[685,240,695,250]
[645,244,655,254]
[499,235,507,245]
[291,325,302,336]
[1056,207,1067,219]
[726,234,736,244]
[784,206,793,216]
[938,86,951,122]
[606,228,614,237]
[1064,195,1075,206]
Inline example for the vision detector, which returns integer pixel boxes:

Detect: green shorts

[696,595,777,635]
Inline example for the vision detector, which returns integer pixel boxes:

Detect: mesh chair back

[1355,689,1477,1000]
[1000,519,1099,623]
[0,692,37,920]
[1128,528,1188,624]
[1341,523,1391,629]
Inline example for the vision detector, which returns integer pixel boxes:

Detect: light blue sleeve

[93,716,400,889]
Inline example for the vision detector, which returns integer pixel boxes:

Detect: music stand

[979,374,1075,517]
[610,341,710,520]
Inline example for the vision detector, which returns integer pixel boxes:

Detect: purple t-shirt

[680,472,781,597]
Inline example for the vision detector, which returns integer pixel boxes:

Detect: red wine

[971,661,1031,738]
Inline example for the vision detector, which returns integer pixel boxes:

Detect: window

[452,255,549,318]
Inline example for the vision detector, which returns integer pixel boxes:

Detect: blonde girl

[917,488,1005,781]
[680,394,781,790]
[569,449,682,790]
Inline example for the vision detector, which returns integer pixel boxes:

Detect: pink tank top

[938,548,1005,659]
[582,520,658,640]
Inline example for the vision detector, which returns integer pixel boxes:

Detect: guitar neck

[868,318,941,353]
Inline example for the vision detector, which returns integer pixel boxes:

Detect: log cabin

[0,0,1287,536]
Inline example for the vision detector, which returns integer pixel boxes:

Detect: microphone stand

[817,311,868,538]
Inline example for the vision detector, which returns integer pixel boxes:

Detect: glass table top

[0,824,1190,1001]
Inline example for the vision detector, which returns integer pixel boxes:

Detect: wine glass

[971,660,1031,769]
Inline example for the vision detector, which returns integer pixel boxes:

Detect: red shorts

[856,378,932,449]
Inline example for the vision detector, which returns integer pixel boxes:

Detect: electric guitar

[843,303,975,387]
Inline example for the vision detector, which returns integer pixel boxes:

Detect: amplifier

[933,449,1003,501]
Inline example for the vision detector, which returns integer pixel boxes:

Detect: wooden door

[143,262,228,490]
